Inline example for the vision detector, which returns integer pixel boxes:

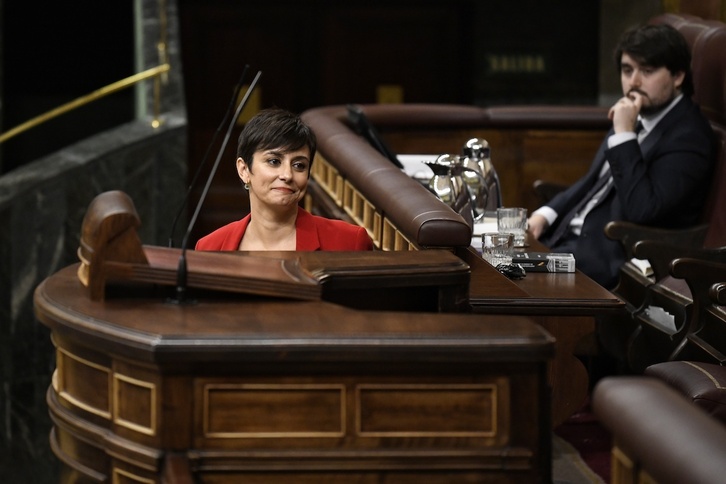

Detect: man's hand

[608,91,643,134]
[527,213,549,239]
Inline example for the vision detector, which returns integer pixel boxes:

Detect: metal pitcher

[461,138,502,217]
[425,154,475,227]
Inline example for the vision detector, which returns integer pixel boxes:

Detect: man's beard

[638,93,677,116]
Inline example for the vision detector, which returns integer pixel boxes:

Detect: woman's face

[237,146,311,211]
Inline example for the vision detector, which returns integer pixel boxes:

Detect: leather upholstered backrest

[649,13,726,127]
[650,14,726,246]
[703,124,726,247]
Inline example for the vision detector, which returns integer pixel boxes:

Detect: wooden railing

[309,153,416,251]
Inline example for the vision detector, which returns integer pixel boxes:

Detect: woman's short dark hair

[237,108,317,171]
[614,23,694,97]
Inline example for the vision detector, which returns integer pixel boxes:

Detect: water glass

[497,207,528,247]
[481,232,514,267]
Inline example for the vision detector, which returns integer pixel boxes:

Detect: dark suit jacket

[195,206,374,251]
[540,96,716,288]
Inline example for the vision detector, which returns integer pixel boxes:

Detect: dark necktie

[547,166,613,246]
[546,121,642,247]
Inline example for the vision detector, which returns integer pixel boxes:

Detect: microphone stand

[168,65,250,248]
[169,70,262,305]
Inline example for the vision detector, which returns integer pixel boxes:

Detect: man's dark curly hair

[614,23,694,97]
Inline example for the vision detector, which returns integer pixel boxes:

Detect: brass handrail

[0,63,171,145]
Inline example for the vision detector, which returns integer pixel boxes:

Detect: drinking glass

[497,207,528,247]
[481,232,514,267]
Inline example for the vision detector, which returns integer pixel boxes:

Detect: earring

[244,182,250,190]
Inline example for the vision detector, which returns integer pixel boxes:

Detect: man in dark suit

[528,23,716,289]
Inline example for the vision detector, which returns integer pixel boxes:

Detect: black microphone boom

[171,70,262,304]
[168,65,250,247]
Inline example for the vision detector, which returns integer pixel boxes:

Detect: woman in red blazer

[195,108,373,252]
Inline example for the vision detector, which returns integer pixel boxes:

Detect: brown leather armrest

[619,244,726,312]
[301,103,612,248]
[302,105,472,248]
[631,238,725,281]
[304,103,611,132]
[715,282,726,305]
[670,256,726,313]
[340,103,610,130]
[645,361,726,423]
[593,376,726,484]
[605,220,709,270]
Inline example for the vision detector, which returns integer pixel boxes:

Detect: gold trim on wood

[342,180,381,240]
[312,154,419,251]
[202,383,346,439]
[611,445,638,484]
[311,155,343,205]
[56,347,112,420]
[112,467,155,484]
[382,219,416,251]
[370,210,383,245]
[113,373,158,436]
[355,383,498,438]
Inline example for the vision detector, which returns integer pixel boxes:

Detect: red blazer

[195,207,373,251]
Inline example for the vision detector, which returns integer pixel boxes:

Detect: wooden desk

[459,239,624,426]
[298,102,625,426]
[37,264,554,483]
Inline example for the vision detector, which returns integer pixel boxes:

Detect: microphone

[170,70,262,304]
[168,65,250,248]
[346,104,404,169]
